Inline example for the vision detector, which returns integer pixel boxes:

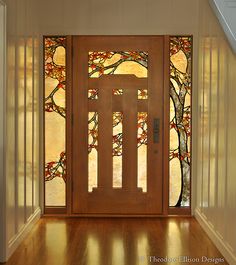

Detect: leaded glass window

[44,37,66,206]
[169,36,192,207]
[44,36,192,209]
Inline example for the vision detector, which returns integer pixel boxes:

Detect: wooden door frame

[44,35,191,216]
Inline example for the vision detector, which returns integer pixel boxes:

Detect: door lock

[153,118,160,143]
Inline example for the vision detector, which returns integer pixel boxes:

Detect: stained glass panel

[113,112,123,188]
[88,112,98,192]
[137,112,148,192]
[44,37,66,206]
[169,36,192,207]
[88,88,98,100]
[113,89,123,95]
[88,51,148,78]
[138,89,148,100]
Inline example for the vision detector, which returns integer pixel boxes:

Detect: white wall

[195,1,236,265]
[210,0,236,53]
[1,0,201,262]
[35,0,199,36]
[0,0,41,262]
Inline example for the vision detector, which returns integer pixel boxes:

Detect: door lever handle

[153,118,160,143]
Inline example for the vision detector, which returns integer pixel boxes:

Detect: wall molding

[195,208,236,265]
[6,207,41,261]
[0,0,7,263]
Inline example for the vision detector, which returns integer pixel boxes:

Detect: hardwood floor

[4,217,228,265]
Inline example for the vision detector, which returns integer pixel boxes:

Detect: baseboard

[6,207,41,261]
[195,208,236,265]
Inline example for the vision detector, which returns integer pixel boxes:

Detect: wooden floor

[3,217,228,265]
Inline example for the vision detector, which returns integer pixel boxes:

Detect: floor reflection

[45,222,67,265]
[82,221,151,265]
[6,218,227,265]
[86,234,101,265]
[111,236,125,265]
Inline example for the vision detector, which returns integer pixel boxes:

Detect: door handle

[153,118,160,143]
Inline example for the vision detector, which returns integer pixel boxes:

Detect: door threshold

[43,213,192,218]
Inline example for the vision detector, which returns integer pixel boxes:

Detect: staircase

[209,0,236,53]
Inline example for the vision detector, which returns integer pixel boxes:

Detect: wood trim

[146,37,163,213]
[88,98,148,112]
[44,207,67,215]
[122,89,138,190]
[163,36,170,215]
[168,207,191,216]
[66,36,73,215]
[190,35,193,214]
[77,36,151,50]
[43,213,192,217]
[98,87,113,189]
[88,75,147,88]
[72,36,89,213]
[42,36,46,214]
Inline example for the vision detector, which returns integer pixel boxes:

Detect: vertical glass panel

[44,37,66,206]
[169,36,192,207]
[113,112,123,188]
[88,88,124,98]
[113,89,123,95]
[88,88,98,99]
[88,112,98,192]
[137,112,148,192]
[88,52,148,78]
[138,89,148,99]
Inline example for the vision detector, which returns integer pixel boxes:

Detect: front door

[72,36,165,214]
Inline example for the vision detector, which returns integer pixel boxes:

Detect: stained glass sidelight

[169,36,192,207]
[44,37,66,206]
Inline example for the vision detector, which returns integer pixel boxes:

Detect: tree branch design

[44,37,67,182]
[88,52,149,158]
[45,38,192,208]
[169,37,192,206]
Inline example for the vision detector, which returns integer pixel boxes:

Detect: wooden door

[72,36,164,215]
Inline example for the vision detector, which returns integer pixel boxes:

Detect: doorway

[44,36,192,216]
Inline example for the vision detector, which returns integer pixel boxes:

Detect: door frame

[44,35,192,216]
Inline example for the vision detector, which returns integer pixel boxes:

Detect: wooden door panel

[72,36,164,215]
[122,88,138,191]
[97,86,113,190]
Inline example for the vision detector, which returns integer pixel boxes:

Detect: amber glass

[44,37,66,206]
[88,51,148,190]
[169,36,192,207]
